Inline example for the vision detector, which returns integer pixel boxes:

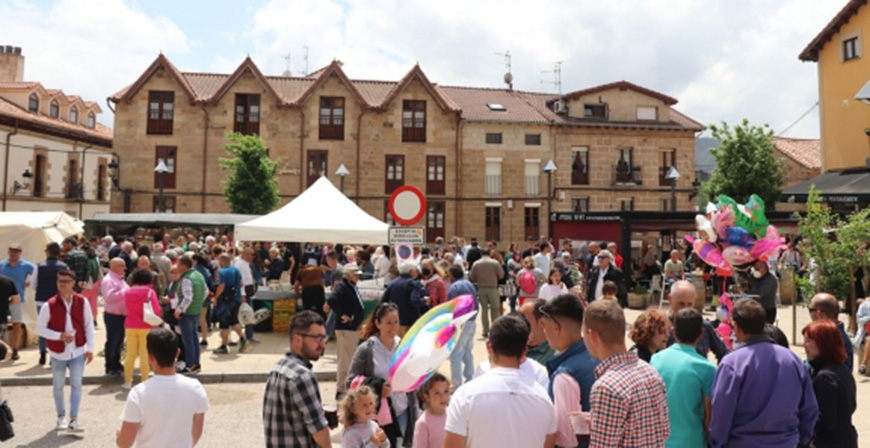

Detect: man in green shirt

[521,298,557,365]
[174,256,206,374]
[663,250,685,286]
[651,308,715,448]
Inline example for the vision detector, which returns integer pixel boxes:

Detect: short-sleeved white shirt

[474,358,550,391]
[120,374,210,448]
[446,367,557,448]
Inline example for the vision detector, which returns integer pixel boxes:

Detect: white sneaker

[68,419,83,432]
[56,417,68,430]
[122,382,132,390]
[175,360,186,370]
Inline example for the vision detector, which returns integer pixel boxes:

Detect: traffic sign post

[389,186,426,226]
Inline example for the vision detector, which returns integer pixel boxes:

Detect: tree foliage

[703,119,786,210]
[219,132,280,215]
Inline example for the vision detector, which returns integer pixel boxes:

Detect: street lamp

[154,158,169,213]
[543,158,557,238]
[665,166,681,212]
[335,163,350,193]
[12,169,31,195]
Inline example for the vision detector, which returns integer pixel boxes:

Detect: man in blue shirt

[709,299,818,448]
[447,264,477,389]
[0,243,34,360]
[652,308,715,448]
[809,292,854,371]
[213,254,247,355]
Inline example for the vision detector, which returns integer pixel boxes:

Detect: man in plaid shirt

[583,299,669,448]
[62,237,88,293]
[263,311,331,448]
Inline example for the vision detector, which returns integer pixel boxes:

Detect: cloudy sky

[0,0,846,137]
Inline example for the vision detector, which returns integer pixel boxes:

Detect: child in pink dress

[413,373,450,448]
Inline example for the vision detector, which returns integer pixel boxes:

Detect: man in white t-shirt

[445,315,557,448]
[116,328,210,448]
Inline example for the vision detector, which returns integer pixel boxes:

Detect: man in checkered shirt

[583,299,670,448]
[263,311,331,448]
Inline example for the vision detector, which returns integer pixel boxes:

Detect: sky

[0,0,848,137]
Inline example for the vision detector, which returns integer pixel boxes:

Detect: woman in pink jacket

[122,269,162,389]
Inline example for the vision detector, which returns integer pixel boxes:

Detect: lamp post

[543,158,557,238]
[665,166,681,212]
[335,163,350,193]
[154,158,169,213]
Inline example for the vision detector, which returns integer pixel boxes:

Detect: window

[485,159,502,195]
[659,149,676,187]
[154,146,177,189]
[69,106,78,123]
[584,104,606,118]
[525,133,542,145]
[384,200,395,225]
[28,93,38,112]
[33,154,46,197]
[485,206,501,241]
[844,37,860,61]
[385,155,405,194]
[485,133,503,144]
[615,148,638,184]
[426,155,445,195]
[572,197,589,212]
[524,206,540,240]
[486,103,506,112]
[319,96,345,140]
[426,201,445,241]
[618,198,634,211]
[525,160,541,196]
[660,198,672,211]
[87,112,95,129]
[65,159,79,199]
[49,100,59,118]
[402,100,426,142]
[571,147,589,185]
[234,94,260,135]
[307,150,328,188]
[97,164,107,202]
[147,91,174,134]
[637,106,657,121]
[153,195,176,213]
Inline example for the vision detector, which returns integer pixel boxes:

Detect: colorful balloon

[711,207,735,240]
[725,227,754,248]
[750,225,785,262]
[687,236,730,272]
[722,245,753,269]
[695,215,717,243]
[389,295,477,393]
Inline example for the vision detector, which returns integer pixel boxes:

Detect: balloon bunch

[687,194,785,276]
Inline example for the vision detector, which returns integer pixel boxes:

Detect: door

[307,150,328,188]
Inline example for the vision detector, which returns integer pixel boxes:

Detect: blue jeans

[450,320,476,388]
[325,311,336,338]
[37,302,46,354]
[245,324,254,340]
[180,314,200,367]
[103,312,125,373]
[51,354,85,418]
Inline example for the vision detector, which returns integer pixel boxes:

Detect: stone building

[0,46,113,218]
[109,55,703,244]
[773,137,821,211]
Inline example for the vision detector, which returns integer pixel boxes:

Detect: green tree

[219,132,280,215]
[703,119,786,210]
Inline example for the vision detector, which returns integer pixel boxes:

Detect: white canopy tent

[0,212,84,340]
[234,177,390,244]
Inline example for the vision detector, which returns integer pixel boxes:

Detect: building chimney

[0,46,25,82]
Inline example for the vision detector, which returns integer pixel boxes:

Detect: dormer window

[50,100,59,118]
[28,93,39,112]
[69,106,78,123]
[584,104,606,118]
[487,103,506,112]
[87,112,95,129]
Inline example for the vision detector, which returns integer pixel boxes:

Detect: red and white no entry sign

[389,186,426,226]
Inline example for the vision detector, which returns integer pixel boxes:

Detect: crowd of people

[0,231,861,448]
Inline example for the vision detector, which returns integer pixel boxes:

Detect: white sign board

[389,226,426,245]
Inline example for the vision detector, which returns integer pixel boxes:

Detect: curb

[1,370,337,387]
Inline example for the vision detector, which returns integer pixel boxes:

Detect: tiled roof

[670,109,706,131]
[799,0,866,61]
[438,86,557,123]
[772,137,821,169]
[562,80,678,105]
[0,97,112,145]
[0,82,103,113]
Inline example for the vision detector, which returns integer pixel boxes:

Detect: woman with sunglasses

[347,303,417,447]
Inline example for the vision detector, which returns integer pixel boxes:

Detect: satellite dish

[504,72,513,84]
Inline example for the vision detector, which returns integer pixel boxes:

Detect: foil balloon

[686,236,729,272]
[719,194,769,238]
[695,215,717,243]
[711,207,735,240]
[724,227,753,248]
[750,225,785,262]
[389,295,477,393]
[722,245,752,269]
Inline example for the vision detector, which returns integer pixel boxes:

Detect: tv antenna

[541,60,563,94]
[495,50,513,90]
[282,53,292,77]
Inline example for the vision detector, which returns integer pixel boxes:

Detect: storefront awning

[781,167,870,204]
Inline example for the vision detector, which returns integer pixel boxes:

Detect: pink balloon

[722,245,752,268]
[693,239,730,272]
[712,208,735,240]
[750,225,785,262]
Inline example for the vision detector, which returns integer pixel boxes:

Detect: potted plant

[628,284,651,309]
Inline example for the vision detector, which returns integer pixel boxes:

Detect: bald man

[666,280,729,363]
[101,258,129,376]
[810,293,853,371]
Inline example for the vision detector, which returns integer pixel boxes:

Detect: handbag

[143,290,164,327]
[0,400,14,442]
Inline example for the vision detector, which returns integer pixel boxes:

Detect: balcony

[613,164,642,186]
[485,174,502,195]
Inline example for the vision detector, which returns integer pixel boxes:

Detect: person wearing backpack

[517,256,544,307]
